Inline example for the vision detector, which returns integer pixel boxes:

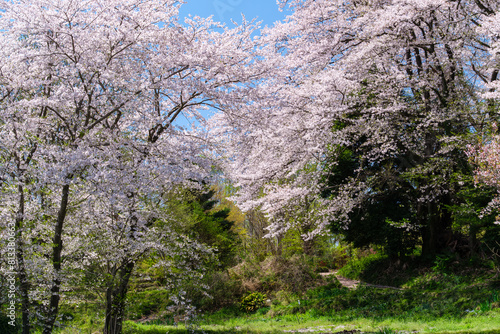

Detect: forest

[0,0,499,333]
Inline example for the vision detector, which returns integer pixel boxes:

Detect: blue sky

[179,0,289,28]
[175,1,290,129]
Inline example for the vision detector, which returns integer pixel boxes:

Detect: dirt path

[320,270,401,290]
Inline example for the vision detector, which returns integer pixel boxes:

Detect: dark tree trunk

[104,261,135,334]
[421,197,453,259]
[15,185,31,334]
[43,184,70,334]
[468,224,479,257]
[421,202,438,258]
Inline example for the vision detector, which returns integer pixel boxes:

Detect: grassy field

[41,254,500,334]
[58,275,500,333]
[119,257,500,334]
[120,313,500,334]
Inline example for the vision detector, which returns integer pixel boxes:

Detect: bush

[189,270,243,312]
[240,292,267,313]
[229,255,319,295]
[337,251,386,280]
[261,255,318,293]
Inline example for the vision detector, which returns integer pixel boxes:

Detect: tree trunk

[43,184,70,334]
[421,203,437,259]
[302,237,315,257]
[301,217,316,257]
[104,262,135,334]
[421,198,453,259]
[15,185,31,334]
[468,224,479,258]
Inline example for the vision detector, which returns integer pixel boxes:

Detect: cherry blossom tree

[217,0,500,257]
[470,132,500,215]
[0,0,259,333]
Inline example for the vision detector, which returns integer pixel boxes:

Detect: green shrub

[274,290,298,306]
[337,251,386,280]
[186,270,243,312]
[306,280,343,299]
[126,290,172,320]
[241,292,267,313]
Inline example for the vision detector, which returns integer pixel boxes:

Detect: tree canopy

[217,0,500,257]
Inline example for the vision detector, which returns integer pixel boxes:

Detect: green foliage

[280,228,304,258]
[187,270,243,312]
[240,292,267,313]
[126,290,172,320]
[164,185,240,270]
[305,280,343,299]
[323,148,422,259]
[432,254,454,273]
[56,302,105,333]
[0,313,19,334]
[267,270,499,322]
[201,305,243,322]
[28,181,500,334]
[317,240,350,270]
[447,175,498,258]
[53,254,500,334]
[322,116,488,261]
[320,145,357,199]
[337,251,388,282]
[123,321,213,334]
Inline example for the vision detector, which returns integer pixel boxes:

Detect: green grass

[115,275,500,334]
[26,254,500,334]
[117,254,500,334]
[118,312,500,334]
[40,288,500,334]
